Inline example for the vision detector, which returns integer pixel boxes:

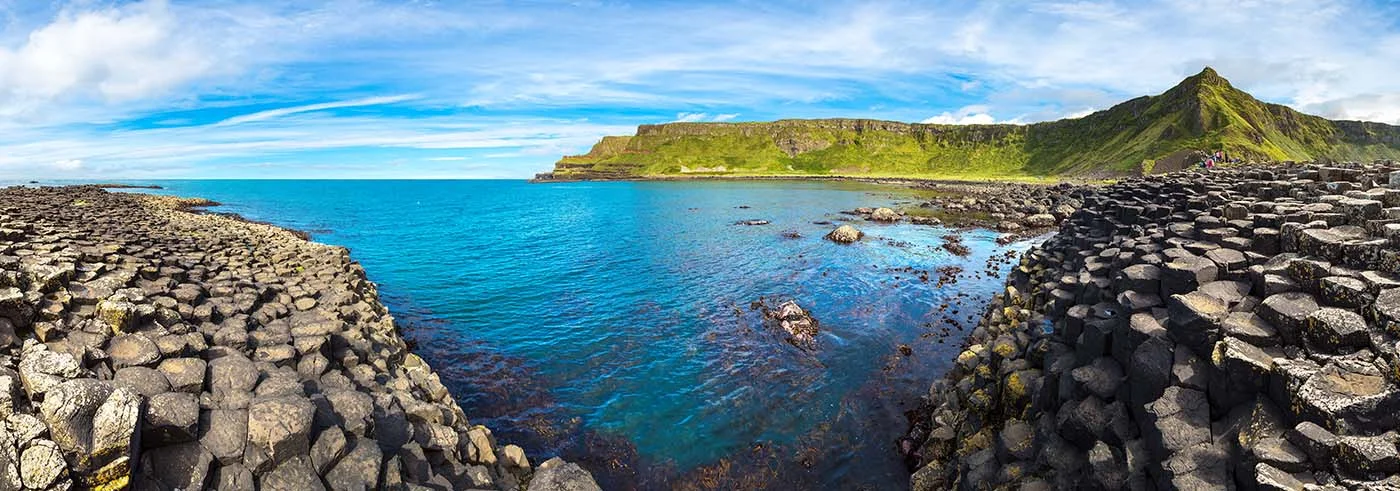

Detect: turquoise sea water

[15,179,1037,489]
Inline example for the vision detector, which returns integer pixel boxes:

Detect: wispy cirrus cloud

[214,95,421,126]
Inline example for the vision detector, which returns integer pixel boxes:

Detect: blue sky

[1,0,1398,179]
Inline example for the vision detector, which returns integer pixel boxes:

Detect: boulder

[868,208,900,222]
[529,457,603,491]
[825,225,863,244]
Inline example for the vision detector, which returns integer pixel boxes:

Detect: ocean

[16,179,1039,489]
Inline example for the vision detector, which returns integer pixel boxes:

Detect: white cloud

[1063,107,1098,119]
[215,94,420,126]
[921,105,1000,125]
[0,1,219,116]
[51,159,82,171]
[670,112,741,123]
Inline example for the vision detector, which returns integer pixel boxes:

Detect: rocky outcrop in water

[902,162,1400,490]
[913,182,1084,232]
[825,225,864,244]
[759,301,820,351]
[0,186,599,491]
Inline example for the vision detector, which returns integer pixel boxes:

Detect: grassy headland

[540,68,1400,181]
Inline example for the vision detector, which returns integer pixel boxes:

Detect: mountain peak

[1179,66,1232,90]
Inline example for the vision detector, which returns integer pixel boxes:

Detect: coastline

[529,172,1085,186]
[0,185,598,490]
[902,162,1400,489]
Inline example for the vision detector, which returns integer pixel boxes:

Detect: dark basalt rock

[903,162,1400,490]
[0,186,598,490]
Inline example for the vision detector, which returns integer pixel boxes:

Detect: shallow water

[20,179,1038,489]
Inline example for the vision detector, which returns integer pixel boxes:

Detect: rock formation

[901,161,1400,490]
[0,186,600,491]
[825,225,864,244]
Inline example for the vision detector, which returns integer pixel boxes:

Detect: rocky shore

[901,162,1400,490]
[0,186,599,490]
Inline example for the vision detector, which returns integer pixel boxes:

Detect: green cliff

[542,68,1400,180]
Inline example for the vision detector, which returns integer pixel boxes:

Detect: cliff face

[542,68,1400,180]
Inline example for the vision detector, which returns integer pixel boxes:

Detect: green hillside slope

[542,68,1400,180]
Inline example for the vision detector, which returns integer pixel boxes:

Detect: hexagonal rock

[529,457,603,491]
[258,455,324,491]
[106,333,162,369]
[1071,357,1124,400]
[208,351,259,409]
[138,441,213,490]
[1161,256,1219,296]
[324,437,383,490]
[1222,312,1279,347]
[1141,386,1211,461]
[1115,264,1161,294]
[994,419,1034,464]
[1166,291,1227,356]
[156,357,206,393]
[1335,434,1400,478]
[1293,361,1400,435]
[1157,441,1232,491]
[1287,421,1338,466]
[143,392,199,445]
[1370,288,1400,336]
[111,366,170,397]
[95,299,138,334]
[39,378,113,460]
[246,396,315,468]
[1259,292,1320,344]
[1251,437,1309,473]
[324,388,374,435]
[1297,228,1352,261]
[1205,248,1248,272]
[1321,276,1374,308]
[1254,462,1305,491]
[1209,337,1274,410]
[199,408,248,466]
[1305,307,1371,354]
[1087,441,1126,490]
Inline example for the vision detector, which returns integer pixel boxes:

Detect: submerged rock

[760,300,820,351]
